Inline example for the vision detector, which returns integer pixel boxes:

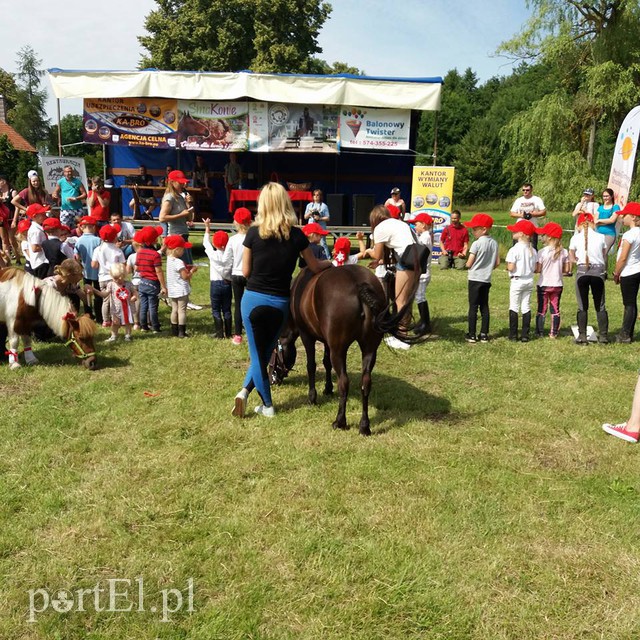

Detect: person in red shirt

[87,176,111,228]
[438,209,469,270]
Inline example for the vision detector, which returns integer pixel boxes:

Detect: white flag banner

[608,105,640,208]
[40,156,88,195]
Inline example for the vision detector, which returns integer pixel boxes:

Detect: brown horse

[279,265,418,435]
[0,268,97,370]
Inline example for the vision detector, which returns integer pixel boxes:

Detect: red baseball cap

[133,226,164,245]
[233,207,252,226]
[463,213,494,229]
[506,219,536,236]
[17,219,31,234]
[412,213,433,225]
[302,222,329,236]
[333,236,352,254]
[164,234,192,250]
[79,216,98,227]
[99,224,121,242]
[25,203,50,219]
[213,230,229,249]
[168,170,189,184]
[577,212,594,226]
[619,202,640,216]
[535,222,563,238]
[42,217,62,231]
[385,204,402,219]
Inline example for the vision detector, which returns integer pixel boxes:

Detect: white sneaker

[187,302,203,311]
[124,334,132,342]
[384,336,411,350]
[254,405,275,417]
[105,335,117,343]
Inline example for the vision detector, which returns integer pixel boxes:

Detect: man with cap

[384,188,406,219]
[52,165,87,230]
[510,183,546,250]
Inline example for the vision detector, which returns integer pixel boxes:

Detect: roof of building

[0,120,37,152]
[47,69,443,111]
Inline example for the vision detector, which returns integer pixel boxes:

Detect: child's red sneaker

[602,423,640,443]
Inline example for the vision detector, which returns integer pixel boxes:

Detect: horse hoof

[9,362,21,370]
[308,391,318,405]
[25,358,39,366]
[359,425,372,436]
[323,387,333,396]
[332,420,349,431]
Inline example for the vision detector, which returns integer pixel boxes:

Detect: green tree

[0,69,18,115]
[139,0,332,73]
[48,114,104,177]
[9,46,50,148]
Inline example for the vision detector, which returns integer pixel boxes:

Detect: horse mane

[0,267,25,284]
[76,313,97,339]
[26,273,72,338]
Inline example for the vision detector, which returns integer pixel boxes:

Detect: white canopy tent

[47,69,443,111]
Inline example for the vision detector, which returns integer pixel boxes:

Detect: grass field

[2,238,640,639]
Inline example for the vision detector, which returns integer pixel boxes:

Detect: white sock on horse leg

[7,350,19,366]
[23,347,38,365]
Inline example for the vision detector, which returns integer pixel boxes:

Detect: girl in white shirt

[91,224,125,327]
[203,220,232,339]
[412,213,433,336]
[613,202,640,342]
[164,235,198,338]
[534,222,569,338]
[568,213,608,344]
[505,219,537,342]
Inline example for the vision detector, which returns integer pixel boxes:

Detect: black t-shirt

[244,225,309,297]
[41,238,67,276]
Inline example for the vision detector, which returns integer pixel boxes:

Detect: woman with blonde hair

[569,212,608,344]
[232,182,331,418]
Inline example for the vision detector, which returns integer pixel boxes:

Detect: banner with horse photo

[249,103,338,153]
[83,98,178,149]
[408,166,455,260]
[338,107,411,150]
[177,100,249,152]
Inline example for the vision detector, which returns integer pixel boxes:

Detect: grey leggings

[575,265,606,312]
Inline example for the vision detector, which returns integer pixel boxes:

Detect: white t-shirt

[573,201,598,217]
[510,195,546,227]
[506,242,537,279]
[118,220,135,241]
[417,230,433,280]
[27,222,48,269]
[203,233,231,281]
[223,232,246,277]
[92,242,125,282]
[166,256,191,298]
[569,228,607,266]
[126,252,141,286]
[372,218,415,254]
[618,227,640,277]
[537,246,568,287]
[332,254,360,267]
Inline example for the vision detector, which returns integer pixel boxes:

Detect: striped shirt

[136,247,162,280]
[166,256,190,298]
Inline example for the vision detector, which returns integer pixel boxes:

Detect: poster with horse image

[83,98,178,149]
[177,101,249,152]
[249,103,338,153]
[40,156,88,196]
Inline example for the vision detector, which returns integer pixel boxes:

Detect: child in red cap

[464,214,500,342]
[412,213,434,335]
[203,220,231,338]
[505,219,537,342]
[25,204,50,278]
[221,208,252,344]
[331,231,368,266]
[91,224,125,327]
[165,234,199,337]
[15,219,31,272]
[534,222,569,338]
[133,226,166,332]
[300,222,329,268]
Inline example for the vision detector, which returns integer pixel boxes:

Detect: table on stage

[229,189,313,220]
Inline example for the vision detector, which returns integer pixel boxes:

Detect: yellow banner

[409,166,455,259]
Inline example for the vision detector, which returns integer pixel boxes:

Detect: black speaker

[353,194,375,226]
[327,193,348,226]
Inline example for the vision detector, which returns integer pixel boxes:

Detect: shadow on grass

[276,371,453,435]
[31,343,130,370]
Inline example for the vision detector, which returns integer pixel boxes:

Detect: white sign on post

[39,156,88,195]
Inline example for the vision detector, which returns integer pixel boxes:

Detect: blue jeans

[138,278,161,330]
[210,280,232,320]
[241,290,289,407]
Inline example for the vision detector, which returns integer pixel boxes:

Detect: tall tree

[139,0,332,73]
[9,46,50,148]
[0,69,18,116]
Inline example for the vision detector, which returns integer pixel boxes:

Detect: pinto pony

[279,264,421,436]
[0,268,97,370]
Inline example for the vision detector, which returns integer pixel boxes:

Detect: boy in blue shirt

[74,215,102,322]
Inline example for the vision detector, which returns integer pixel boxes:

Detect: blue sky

[0,0,532,120]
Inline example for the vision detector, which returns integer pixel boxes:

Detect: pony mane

[0,267,25,284]
[29,275,73,338]
[76,314,97,339]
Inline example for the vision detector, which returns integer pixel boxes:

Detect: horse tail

[357,282,384,315]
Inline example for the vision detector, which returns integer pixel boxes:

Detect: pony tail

[583,223,590,269]
[551,237,562,261]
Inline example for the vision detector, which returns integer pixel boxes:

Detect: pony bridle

[63,314,95,360]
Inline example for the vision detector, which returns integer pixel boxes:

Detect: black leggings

[575,269,606,313]
[468,280,491,336]
[620,271,640,336]
[231,275,247,335]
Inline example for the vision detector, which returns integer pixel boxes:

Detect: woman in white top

[572,188,599,221]
[613,202,640,342]
[568,212,608,344]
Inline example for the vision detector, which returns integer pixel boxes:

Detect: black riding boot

[213,317,223,339]
[178,324,188,338]
[171,323,179,337]
[596,310,609,344]
[619,306,636,342]
[575,310,588,345]
[413,301,431,336]
[535,313,545,337]
[521,311,531,342]
[509,310,519,341]
[224,316,232,339]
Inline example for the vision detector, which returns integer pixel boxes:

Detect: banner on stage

[608,105,640,208]
[83,98,178,149]
[408,166,456,259]
[177,100,249,152]
[338,107,411,150]
[40,156,88,195]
